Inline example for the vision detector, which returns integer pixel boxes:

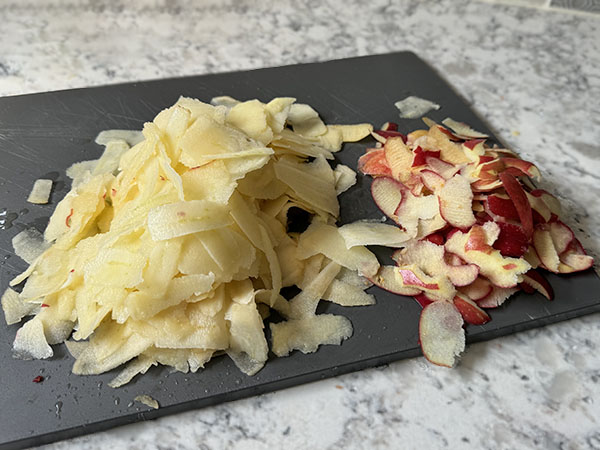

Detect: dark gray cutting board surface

[1,52,599,449]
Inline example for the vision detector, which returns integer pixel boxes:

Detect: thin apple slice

[419,301,465,367]
[558,239,594,273]
[499,171,533,238]
[427,125,470,165]
[445,223,530,288]
[370,177,404,223]
[532,228,559,273]
[441,118,488,139]
[477,286,518,308]
[414,293,434,308]
[420,169,445,192]
[472,179,503,192]
[453,294,490,325]
[525,191,551,223]
[384,137,413,182]
[458,277,492,301]
[530,189,561,216]
[500,157,541,180]
[338,221,412,248]
[548,221,574,254]
[486,194,520,221]
[367,266,421,296]
[358,148,392,177]
[425,156,460,179]
[438,174,476,229]
[521,269,554,300]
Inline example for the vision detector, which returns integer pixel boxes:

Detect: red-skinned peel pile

[359,118,594,367]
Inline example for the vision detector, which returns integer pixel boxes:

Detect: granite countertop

[1,0,599,449]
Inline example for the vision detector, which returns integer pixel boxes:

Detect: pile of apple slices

[358,119,594,367]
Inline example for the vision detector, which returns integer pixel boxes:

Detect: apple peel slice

[452,294,490,325]
[438,174,476,229]
[419,301,465,368]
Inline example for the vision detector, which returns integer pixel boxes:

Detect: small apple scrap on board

[358,118,594,367]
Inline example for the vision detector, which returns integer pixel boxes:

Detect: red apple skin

[381,122,398,131]
[412,147,442,167]
[464,226,491,253]
[414,293,434,308]
[373,129,408,143]
[493,222,530,257]
[519,282,536,294]
[425,233,445,246]
[453,295,491,325]
[521,269,554,300]
[464,139,486,150]
[478,155,495,164]
[399,269,439,290]
[499,171,533,239]
[501,157,541,179]
[487,195,520,221]
[358,149,392,177]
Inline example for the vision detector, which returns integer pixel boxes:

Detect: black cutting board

[1,52,599,449]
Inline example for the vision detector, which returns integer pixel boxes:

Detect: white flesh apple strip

[12,228,50,265]
[338,221,411,248]
[297,222,379,278]
[270,314,353,357]
[27,179,53,204]
[273,155,339,217]
[322,279,375,307]
[147,200,232,241]
[288,261,341,318]
[12,317,53,360]
[333,164,357,195]
[1,287,39,325]
[419,301,465,368]
[438,174,476,228]
[95,129,145,147]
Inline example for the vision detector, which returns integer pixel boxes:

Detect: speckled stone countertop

[1,0,599,449]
